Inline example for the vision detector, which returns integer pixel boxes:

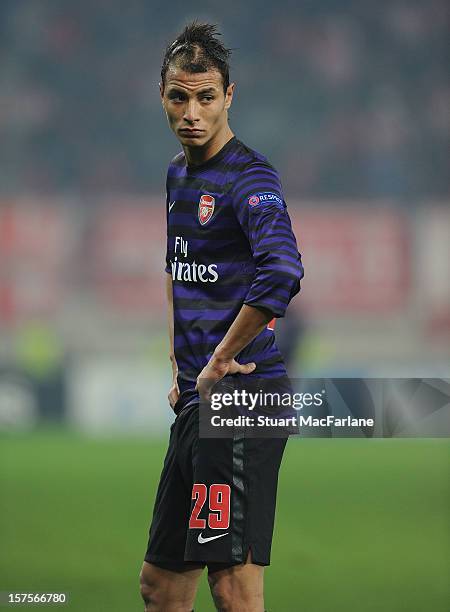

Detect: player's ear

[159,82,165,106]
[224,82,235,110]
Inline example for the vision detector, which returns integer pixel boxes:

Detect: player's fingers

[197,386,212,402]
[168,387,180,408]
[238,362,256,374]
[196,376,214,402]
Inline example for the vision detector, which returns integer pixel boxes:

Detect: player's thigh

[186,434,288,567]
[207,551,264,609]
[139,560,203,609]
[144,408,195,566]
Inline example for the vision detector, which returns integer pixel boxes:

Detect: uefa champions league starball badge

[198,194,215,225]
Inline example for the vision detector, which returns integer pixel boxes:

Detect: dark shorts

[144,389,288,569]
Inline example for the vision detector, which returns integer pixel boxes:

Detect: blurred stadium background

[0,1,449,611]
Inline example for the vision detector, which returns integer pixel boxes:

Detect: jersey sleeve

[230,161,304,318]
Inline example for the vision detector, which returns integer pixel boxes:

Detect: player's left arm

[196,161,304,399]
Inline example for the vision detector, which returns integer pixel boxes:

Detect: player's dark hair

[161,22,232,94]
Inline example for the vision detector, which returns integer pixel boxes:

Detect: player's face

[161,66,234,148]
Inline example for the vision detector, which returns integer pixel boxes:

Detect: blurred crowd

[0,0,448,200]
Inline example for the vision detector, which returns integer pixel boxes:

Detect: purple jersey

[165,136,304,392]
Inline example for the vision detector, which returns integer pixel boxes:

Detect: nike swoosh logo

[197,532,229,544]
[168,201,176,213]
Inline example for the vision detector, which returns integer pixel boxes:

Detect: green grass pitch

[1,432,449,611]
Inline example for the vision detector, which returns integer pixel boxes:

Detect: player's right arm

[166,272,180,408]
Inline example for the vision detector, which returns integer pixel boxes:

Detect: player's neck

[183,127,234,167]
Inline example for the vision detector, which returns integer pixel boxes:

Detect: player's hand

[168,355,180,410]
[195,354,256,401]
[168,379,180,410]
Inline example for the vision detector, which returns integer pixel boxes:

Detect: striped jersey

[165,136,304,393]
